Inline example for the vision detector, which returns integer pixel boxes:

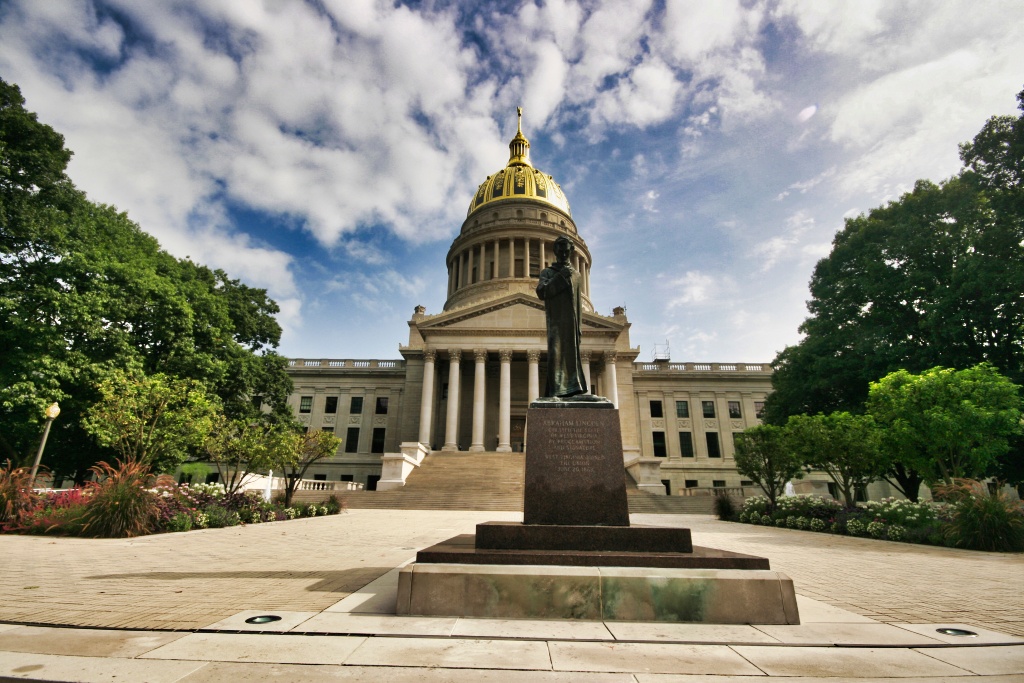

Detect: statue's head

[553,236,574,262]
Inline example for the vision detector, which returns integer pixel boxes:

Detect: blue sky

[2,1,1021,363]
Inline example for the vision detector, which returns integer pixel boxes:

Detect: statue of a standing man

[536,235,588,398]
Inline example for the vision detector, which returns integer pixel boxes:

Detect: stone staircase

[300,451,716,515]
[341,451,525,511]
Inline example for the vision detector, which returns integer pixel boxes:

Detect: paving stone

[892,623,1024,645]
[548,641,764,675]
[605,621,778,644]
[200,609,320,631]
[0,625,185,658]
[914,644,1024,675]
[139,632,365,664]
[451,617,614,640]
[343,636,552,670]
[295,613,457,636]
[0,651,205,682]
[179,662,637,682]
[754,622,946,646]
[732,645,972,678]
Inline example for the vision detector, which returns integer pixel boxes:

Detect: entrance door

[511,417,526,452]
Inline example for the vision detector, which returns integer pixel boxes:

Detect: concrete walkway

[0,510,1021,681]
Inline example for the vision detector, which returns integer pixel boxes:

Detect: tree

[82,370,219,474]
[277,430,342,507]
[204,417,298,495]
[0,77,293,478]
[732,424,803,511]
[866,364,1022,485]
[786,412,883,507]
[765,86,1024,423]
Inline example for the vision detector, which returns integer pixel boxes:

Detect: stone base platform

[396,562,800,623]
[476,521,694,553]
[416,533,770,569]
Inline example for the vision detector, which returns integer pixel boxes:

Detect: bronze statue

[536,235,588,398]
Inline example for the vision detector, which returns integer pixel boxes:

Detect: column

[497,349,513,452]
[417,348,436,447]
[581,350,591,394]
[508,237,515,278]
[583,261,590,296]
[442,348,461,451]
[527,349,541,403]
[462,250,469,287]
[604,351,619,408]
[468,244,475,285]
[469,349,487,452]
[539,240,546,271]
[494,238,500,278]
[447,263,454,296]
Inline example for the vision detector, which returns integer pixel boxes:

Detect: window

[754,401,766,420]
[740,480,754,487]
[313,474,326,481]
[345,427,359,453]
[324,396,338,414]
[371,428,386,453]
[350,396,363,414]
[650,400,663,418]
[205,472,220,484]
[322,427,334,434]
[340,474,354,482]
[702,401,716,418]
[827,482,839,499]
[675,400,689,418]
[375,397,389,415]
[299,396,313,414]
[685,479,699,488]
[728,401,742,419]
[706,432,721,458]
[652,431,667,457]
[713,479,726,488]
[678,432,694,458]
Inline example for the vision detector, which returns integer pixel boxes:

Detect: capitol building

[285,115,774,496]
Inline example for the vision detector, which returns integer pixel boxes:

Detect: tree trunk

[884,463,925,502]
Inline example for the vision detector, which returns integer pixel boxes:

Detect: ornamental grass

[79,459,162,538]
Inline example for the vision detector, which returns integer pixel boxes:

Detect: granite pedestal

[397,399,800,624]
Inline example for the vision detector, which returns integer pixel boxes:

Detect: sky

[1,1,1021,364]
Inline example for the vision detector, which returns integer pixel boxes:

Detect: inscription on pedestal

[524,404,630,526]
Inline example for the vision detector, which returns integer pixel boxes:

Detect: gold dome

[467,108,572,218]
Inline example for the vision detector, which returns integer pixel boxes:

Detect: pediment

[415,294,625,334]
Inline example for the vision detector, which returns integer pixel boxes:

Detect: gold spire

[507,106,532,167]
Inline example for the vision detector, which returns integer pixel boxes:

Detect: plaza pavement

[0,510,1021,681]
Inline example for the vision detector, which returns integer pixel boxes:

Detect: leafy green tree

[786,412,883,507]
[204,417,298,495]
[0,77,293,478]
[732,424,803,511]
[866,364,1022,485]
[277,430,342,507]
[765,87,1024,423]
[82,369,219,474]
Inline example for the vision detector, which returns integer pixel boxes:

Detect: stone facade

[285,115,780,495]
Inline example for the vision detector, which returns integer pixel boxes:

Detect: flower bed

[1,460,345,538]
[734,491,1023,552]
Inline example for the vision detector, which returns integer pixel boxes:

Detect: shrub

[774,495,844,521]
[887,524,906,542]
[809,518,827,532]
[204,505,241,528]
[190,482,226,498]
[938,480,1024,552]
[166,513,193,532]
[867,520,887,539]
[193,512,209,529]
[284,507,298,519]
[760,514,772,525]
[739,495,771,519]
[786,516,799,529]
[861,497,938,529]
[713,491,737,521]
[324,495,345,515]
[775,518,787,527]
[79,460,161,538]
[846,519,866,536]
[304,503,318,517]
[738,512,749,523]
[0,460,41,528]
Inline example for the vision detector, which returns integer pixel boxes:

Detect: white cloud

[666,271,718,308]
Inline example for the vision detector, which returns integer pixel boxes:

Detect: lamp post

[29,402,60,484]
